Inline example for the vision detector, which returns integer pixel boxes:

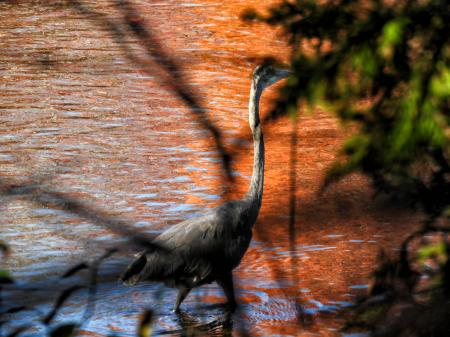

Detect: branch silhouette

[65,0,233,181]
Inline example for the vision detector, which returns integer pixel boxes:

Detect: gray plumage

[120,64,290,312]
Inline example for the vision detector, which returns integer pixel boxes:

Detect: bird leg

[173,286,191,312]
[217,273,237,312]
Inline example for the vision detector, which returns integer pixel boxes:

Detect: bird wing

[139,209,230,283]
[119,250,147,285]
[120,201,249,285]
[156,212,224,253]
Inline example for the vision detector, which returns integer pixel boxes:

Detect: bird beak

[265,68,291,87]
[275,68,292,80]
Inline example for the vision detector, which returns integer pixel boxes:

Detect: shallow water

[0,1,418,336]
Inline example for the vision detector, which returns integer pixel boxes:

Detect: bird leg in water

[217,273,237,312]
[173,286,191,312]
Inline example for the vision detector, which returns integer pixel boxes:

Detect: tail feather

[120,251,147,285]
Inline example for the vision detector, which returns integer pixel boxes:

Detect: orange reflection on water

[0,0,423,336]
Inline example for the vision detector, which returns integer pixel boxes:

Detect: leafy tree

[244,0,449,335]
[244,0,449,216]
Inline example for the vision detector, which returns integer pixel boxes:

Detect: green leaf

[383,18,408,47]
[417,242,446,261]
[353,47,378,76]
[138,310,153,337]
[430,63,450,98]
[0,269,14,284]
[287,103,298,119]
[379,18,408,59]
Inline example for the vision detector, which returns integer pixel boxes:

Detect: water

[0,0,418,336]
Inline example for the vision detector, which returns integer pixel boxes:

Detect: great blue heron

[120,64,290,312]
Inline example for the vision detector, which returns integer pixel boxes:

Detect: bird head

[253,64,291,90]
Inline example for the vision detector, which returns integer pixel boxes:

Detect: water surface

[0,1,419,336]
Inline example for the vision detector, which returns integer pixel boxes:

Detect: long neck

[245,80,264,211]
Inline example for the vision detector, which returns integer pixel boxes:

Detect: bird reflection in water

[173,310,232,337]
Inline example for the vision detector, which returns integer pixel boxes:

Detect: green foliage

[137,310,153,337]
[417,241,446,260]
[0,268,14,284]
[243,4,450,331]
[415,240,449,288]
[244,0,449,216]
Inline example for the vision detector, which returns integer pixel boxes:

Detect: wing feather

[121,201,248,286]
[139,210,228,284]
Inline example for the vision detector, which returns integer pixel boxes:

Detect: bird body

[120,64,290,311]
[127,200,254,286]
